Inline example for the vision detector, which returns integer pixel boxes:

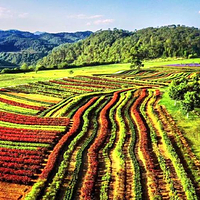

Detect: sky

[0,0,200,33]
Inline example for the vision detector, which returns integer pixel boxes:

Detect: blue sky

[0,0,200,33]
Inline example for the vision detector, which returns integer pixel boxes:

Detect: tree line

[169,73,200,117]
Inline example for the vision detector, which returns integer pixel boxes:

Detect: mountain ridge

[0,30,92,66]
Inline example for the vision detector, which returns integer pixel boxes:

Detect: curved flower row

[81,91,120,199]
[25,96,98,200]
[131,89,159,198]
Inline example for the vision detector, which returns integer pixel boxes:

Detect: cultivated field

[0,62,200,200]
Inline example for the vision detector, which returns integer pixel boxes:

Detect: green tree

[20,63,29,71]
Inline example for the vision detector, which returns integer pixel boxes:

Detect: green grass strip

[0,144,38,150]
[0,140,51,148]
[0,101,39,115]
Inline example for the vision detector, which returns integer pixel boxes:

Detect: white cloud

[94,19,114,25]
[88,15,103,19]
[0,6,12,18]
[0,6,29,19]
[18,12,29,18]
[68,14,103,20]
[86,22,92,26]
[199,11,200,14]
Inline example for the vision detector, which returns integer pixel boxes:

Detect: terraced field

[0,65,200,200]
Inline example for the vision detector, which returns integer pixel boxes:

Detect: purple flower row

[166,63,200,67]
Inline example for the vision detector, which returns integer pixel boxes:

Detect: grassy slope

[0,64,129,88]
[159,90,200,160]
[1,58,200,88]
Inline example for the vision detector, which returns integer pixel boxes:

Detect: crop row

[0,126,60,135]
[0,101,39,115]
[6,84,72,99]
[99,92,126,200]
[131,89,160,198]
[63,97,108,200]
[0,110,69,126]
[80,90,121,199]
[0,92,52,107]
[42,96,105,200]
[51,79,116,90]
[65,77,122,88]
[111,91,130,199]
[148,90,198,199]
[156,101,200,196]
[25,96,99,200]
[0,97,45,111]
[141,90,176,198]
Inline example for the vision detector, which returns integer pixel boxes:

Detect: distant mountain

[38,25,200,69]
[0,30,92,66]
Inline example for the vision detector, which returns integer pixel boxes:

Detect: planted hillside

[38,25,200,68]
[0,30,92,66]
[0,63,200,199]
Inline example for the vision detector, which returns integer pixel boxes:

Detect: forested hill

[38,25,200,68]
[0,30,92,66]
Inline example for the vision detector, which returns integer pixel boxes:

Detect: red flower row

[0,161,40,170]
[0,151,42,160]
[0,167,35,177]
[40,96,98,179]
[132,89,158,190]
[0,173,32,184]
[1,133,57,140]
[0,147,45,155]
[0,126,60,135]
[61,86,93,92]
[0,156,42,165]
[81,91,120,199]
[0,111,70,126]
[0,97,46,111]
[155,89,160,96]
[61,78,117,89]
[80,75,137,86]
[0,135,55,143]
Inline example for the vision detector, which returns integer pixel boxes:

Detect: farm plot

[0,68,199,200]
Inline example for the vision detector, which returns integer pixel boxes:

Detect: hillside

[0,63,199,199]
[38,25,200,69]
[0,30,92,66]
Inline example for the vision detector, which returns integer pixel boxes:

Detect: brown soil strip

[123,101,135,199]
[0,182,30,200]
